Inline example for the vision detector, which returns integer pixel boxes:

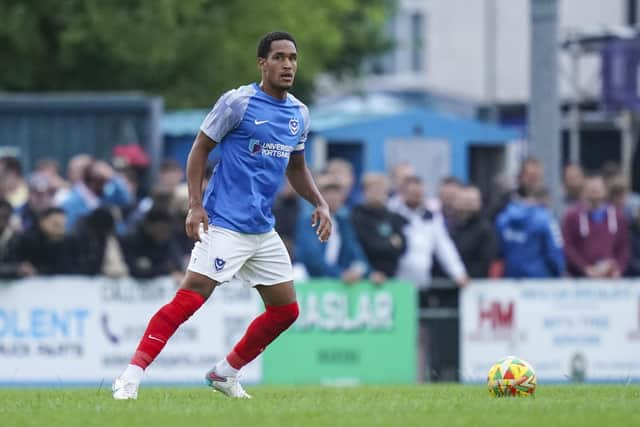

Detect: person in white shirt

[389,175,468,289]
[388,174,469,383]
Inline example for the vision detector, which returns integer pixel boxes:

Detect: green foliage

[0,0,394,107]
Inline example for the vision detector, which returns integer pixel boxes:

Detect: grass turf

[1,384,639,427]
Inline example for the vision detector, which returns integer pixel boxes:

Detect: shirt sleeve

[200,89,246,143]
[293,104,310,153]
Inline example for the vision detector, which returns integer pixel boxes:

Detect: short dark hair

[39,206,65,220]
[0,156,23,176]
[257,31,296,59]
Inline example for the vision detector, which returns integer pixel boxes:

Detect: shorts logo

[249,139,262,154]
[289,118,299,135]
[214,257,226,272]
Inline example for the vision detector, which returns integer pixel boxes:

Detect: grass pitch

[1,384,639,427]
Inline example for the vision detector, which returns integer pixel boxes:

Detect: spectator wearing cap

[0,156,29,208]
[562,174,629,278]
[18,173,56,231]
[295,173,375,284]
[12,207,77,275]
[59,159,133,231]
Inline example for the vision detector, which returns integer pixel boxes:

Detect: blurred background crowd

[2,150,639,286]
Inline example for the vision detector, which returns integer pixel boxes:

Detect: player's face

[260,40,297,90]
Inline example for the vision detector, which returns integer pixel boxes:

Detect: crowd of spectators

[278,156,640,285]
[2,151,640,284]
[0,153,189,280]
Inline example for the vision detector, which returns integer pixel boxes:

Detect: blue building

[162,95,521,196]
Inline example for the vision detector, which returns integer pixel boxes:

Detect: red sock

[130,289,205,369]
[226,302,299,369]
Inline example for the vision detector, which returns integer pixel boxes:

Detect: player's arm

[185,131,217,241]
[286,153,331,242]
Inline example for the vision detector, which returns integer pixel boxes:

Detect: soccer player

[112,31,332,400]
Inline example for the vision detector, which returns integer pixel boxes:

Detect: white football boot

[112,377,140,400]
[204,368,251,399]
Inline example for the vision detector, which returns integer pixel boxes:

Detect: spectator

[496,189,565,278]
[562,175,629,278]
[121,208,184,279]
[0,156,29,208]
[34,158,68,196]
[351,173,407,279]
[54,154,93,205]
[389,175,468,289]
[75,208,129,277]
[387,162,416,211]
[0,198,24,278]
[563,163,584,210]
[326,158,361,208]
[12,207,77,275]
[273,179,301,258]
[295,174,373,284]
[437,176,463,228]
[450,185,497,278]
[489,156,544,220]
[18,173,56,231]
[627,211,640,276]
[59,159,132,230]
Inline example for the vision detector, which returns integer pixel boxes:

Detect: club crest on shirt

[214,257,226,272]
[289,118,299,135]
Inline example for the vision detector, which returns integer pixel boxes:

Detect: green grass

[1,385,639,427]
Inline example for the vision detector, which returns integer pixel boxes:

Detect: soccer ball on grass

[487,356,536,397]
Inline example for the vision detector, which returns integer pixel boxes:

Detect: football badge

[289,118,299,135]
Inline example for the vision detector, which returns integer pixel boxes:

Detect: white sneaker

[112,377,139,400]
[205,368,251,399]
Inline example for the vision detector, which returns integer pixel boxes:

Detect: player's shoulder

[286,92,309,113]
[220,83,258,104]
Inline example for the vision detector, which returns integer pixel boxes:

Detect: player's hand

[186,205,209,241]
[311,204,332,243]
[454,275,470,288]
[341,268,363,284]
[369,270,387,285]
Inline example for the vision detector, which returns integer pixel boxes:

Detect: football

[487,356,537,397]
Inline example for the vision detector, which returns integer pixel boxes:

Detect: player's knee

[180,272,218,299]
[268,301,299,329]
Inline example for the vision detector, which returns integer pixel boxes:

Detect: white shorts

[187,225,293,287]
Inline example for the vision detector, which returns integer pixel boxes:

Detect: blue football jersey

[199,83,309,233]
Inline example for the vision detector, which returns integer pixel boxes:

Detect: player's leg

[206,231,298,398]
[114,226,251,400]
[113,272,217,400]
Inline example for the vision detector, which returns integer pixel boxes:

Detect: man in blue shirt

[113,31,332,400]
[496,189,565,278]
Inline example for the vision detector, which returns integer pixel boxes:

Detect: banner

[0,277,262,385]
[460,280,640,383]
[262,280,417,385]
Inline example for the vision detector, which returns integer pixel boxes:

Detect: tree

[0,0,394,107]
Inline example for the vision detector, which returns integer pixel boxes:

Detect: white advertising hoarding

[0,277,262,385]
[460,280,640,383]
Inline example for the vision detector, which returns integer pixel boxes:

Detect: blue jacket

[496,200,565,278]
[61,177,132,231]
[294,207,369,278]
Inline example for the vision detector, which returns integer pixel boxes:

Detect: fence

[1,276,639,386]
